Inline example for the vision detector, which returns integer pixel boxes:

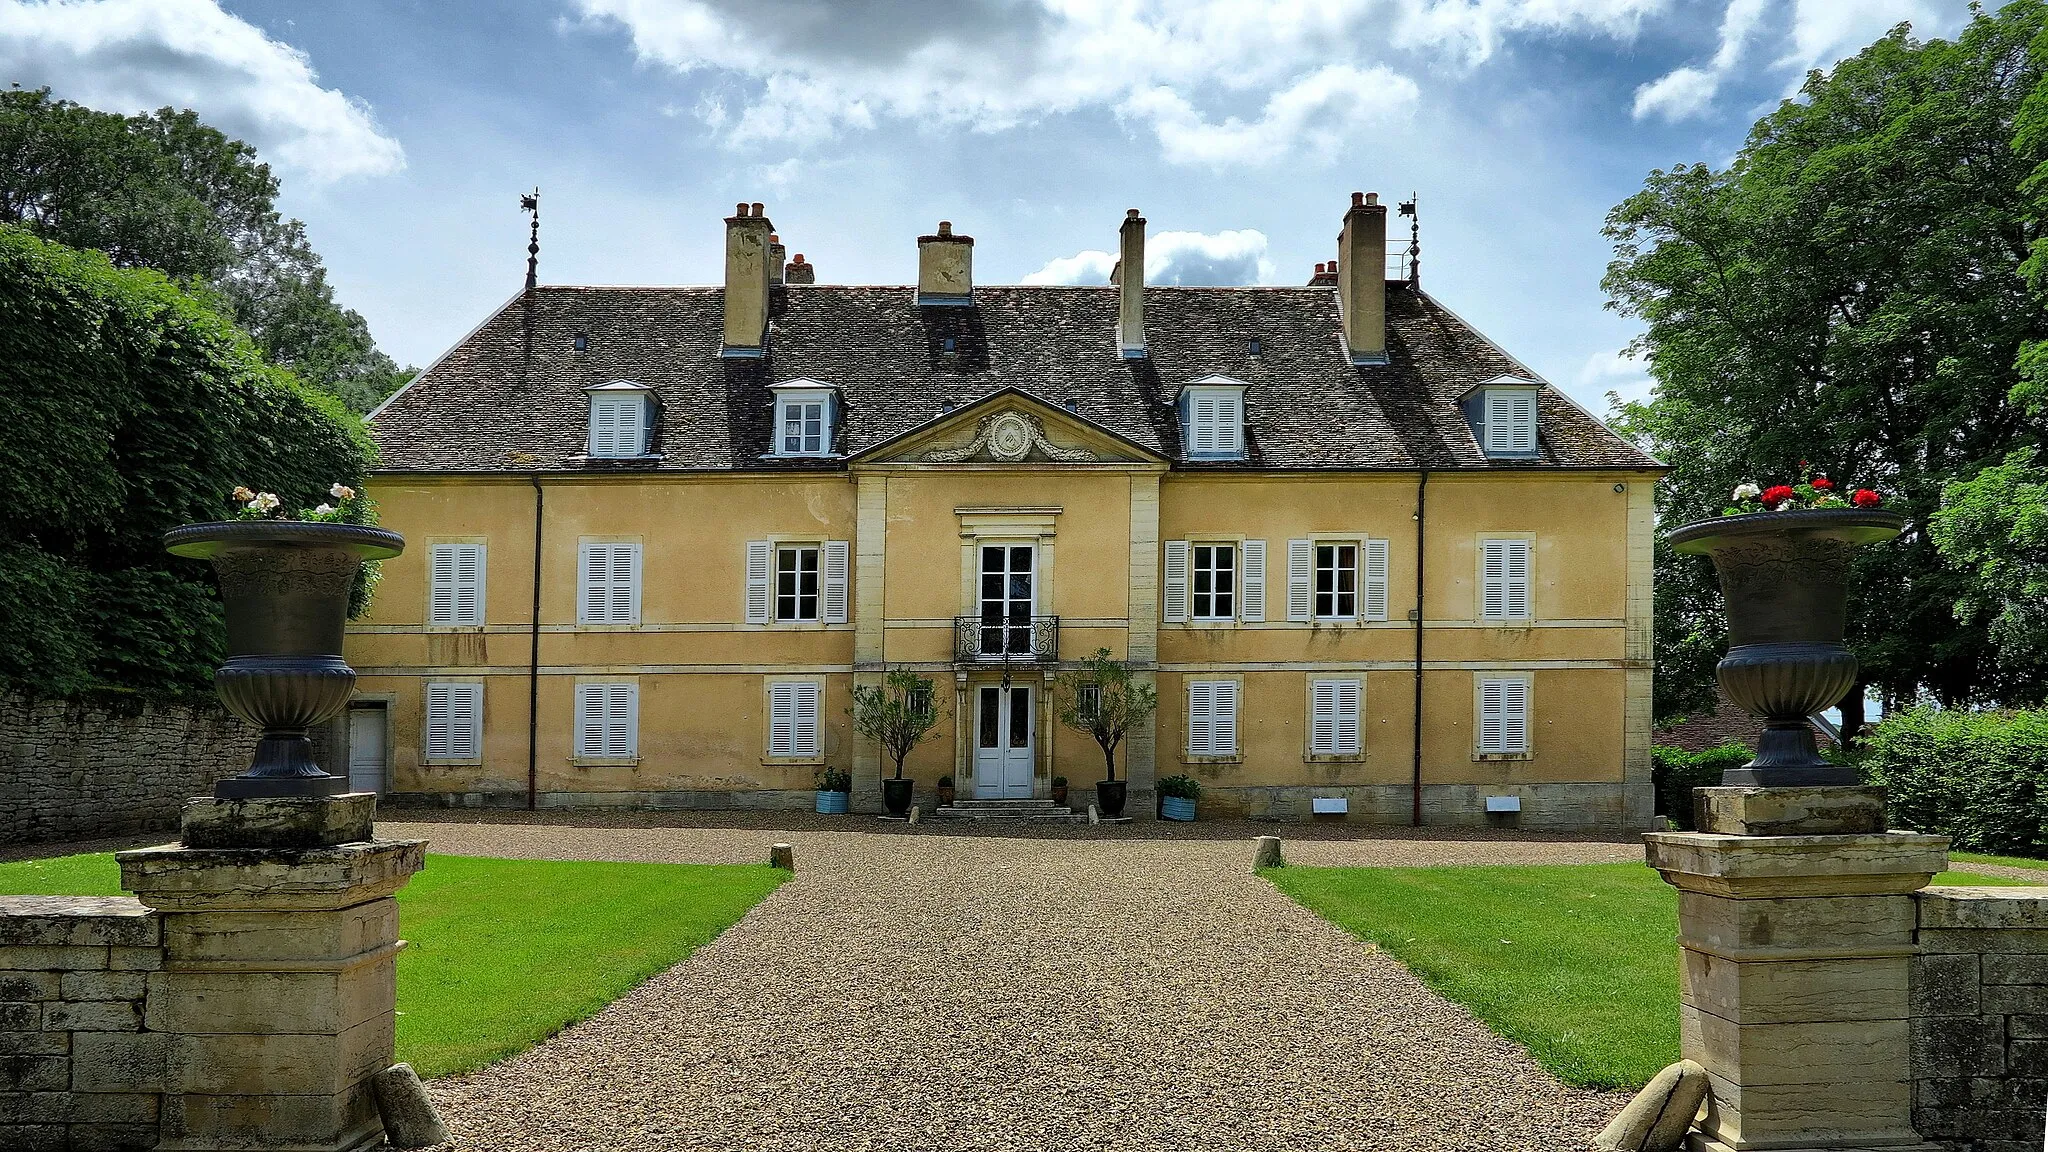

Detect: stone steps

[930,798,1084,822]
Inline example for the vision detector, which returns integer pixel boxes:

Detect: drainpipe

[527,473,544,812]
[1411,469,1429,828]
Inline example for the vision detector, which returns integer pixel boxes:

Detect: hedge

[0,225,373,698]
[1651,744,1754,829]
[1864,707,2048,855]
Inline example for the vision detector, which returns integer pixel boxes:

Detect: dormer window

[585,380,653,458]
[1466,375,1541,458]
[770,378,836,458]
[1178,375,1248,460]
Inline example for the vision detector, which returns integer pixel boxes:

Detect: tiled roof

[368,282,1661,473]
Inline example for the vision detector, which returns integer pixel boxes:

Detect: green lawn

[0,852,786,1077]
[1267,861,2020,1091]
[1952,850,2048,873]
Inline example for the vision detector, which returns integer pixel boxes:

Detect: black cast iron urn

[167,521,405,798]
[1667,508,1902,787]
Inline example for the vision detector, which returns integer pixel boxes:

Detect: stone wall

[0,694,255,845]
[1913,887,2048,1152]
[0,896,164,1152]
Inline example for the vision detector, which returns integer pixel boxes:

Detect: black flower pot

[166,521,404,799]
[882,777,914,816]
[1668,508,1902,787]
[1096,779,1127,817]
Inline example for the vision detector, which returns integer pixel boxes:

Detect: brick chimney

[1117,208,1146,358]
[769,233,787,287]
[1337,192,1387,364]
[784,253,815,284]
[722,201,773,357]
[1309,261,1338,287]
[917,221,973,306]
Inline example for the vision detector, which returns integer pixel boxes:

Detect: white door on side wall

[973,684,1035,798]
[347,706,387,794]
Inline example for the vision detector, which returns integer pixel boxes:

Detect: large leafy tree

[0,87,410,413]
[1605,3,2048,727]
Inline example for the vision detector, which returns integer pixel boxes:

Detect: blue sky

[1,0,1974,410]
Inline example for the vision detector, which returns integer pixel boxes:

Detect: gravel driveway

[388,814,1632,1152]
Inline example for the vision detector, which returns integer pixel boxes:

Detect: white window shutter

[1239,540,1266,622]
[1337,679,1360,754]
[614,544,640,624]
[1363,539,1389,622]
[1506,540,1530,620]
[619,398,644,456]
[1481,540,1508,620]
[794,682,820,757]
[1187,681,1212,756]
[1213,681,1237,755]
[1163,541,1190,624]
[575,684,603,758]
[579,544,604,623]
[745,541,772,624]
[1218,394,1240,452]
[429,546,456,625]
[1503,679,1529,752]
[590,401,615,457]
[1310,680,1336,754]
[1192,396,1218,452]
[453,544,484,625]
[768,683,795,755]
[425,683,450,758]
[428,682,480,760]
[822,540,850,624]
[607,684,636,757]
[1287,539,1313,622]
[1512,394,1536,451]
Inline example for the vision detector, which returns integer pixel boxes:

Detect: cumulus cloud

[1023,229,1274,287]
[1578,347,1656,409]
[573,0,1666,163]
[0,0,404,181]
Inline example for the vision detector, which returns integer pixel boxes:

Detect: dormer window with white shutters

[769,379,837,458]
[585,380,655,458]
[1464,375,1541,459]
[1177,375,1247,460]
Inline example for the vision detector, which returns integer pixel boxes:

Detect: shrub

[1650,744,1753,829]
[814,766,851,793]
[1157,774,1202,800]
[1864,707,2048,854]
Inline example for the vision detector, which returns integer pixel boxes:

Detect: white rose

[1732,483,1761,501]
[251,493,280,512]
[329,483,355,500]
[313,503,335,516]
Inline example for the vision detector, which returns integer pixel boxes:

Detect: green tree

[1054,648,1159,783]
[1932,448,2048,669]
[850,669,942,781]
[1604,3,2048,723]
[0,225,374,697]
[0,87,410,413]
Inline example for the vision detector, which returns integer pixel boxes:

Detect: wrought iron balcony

[954,614,1059,663]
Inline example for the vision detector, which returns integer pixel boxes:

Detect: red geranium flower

[1852,489,1881,508]
[1761,485,1796,508]
[1811,476,1834,490]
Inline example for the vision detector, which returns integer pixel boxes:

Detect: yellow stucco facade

[344,393,1658,829]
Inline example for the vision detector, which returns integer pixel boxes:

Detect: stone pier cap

[1645,832,1949,898]
[117,839,426,911]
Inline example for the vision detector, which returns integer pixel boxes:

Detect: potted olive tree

[852,668,942,816]
[1056,648,1158,818]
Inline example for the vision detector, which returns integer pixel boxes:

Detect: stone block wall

[1913,887,2048,1152]
[0,896,164,1152]
[0,694,256,845]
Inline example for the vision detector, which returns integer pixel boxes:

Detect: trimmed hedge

[1865,707,2048,854]
[1651,743,1753,829]
[0,225,373,698]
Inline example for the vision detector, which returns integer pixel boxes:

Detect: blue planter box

[1162,796,1196,822]
[815,790,850,814]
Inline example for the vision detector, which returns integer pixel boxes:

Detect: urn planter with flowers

[167,485,401,799]
[1667,472,1899,787]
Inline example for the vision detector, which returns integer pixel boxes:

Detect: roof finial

[520,188,540,290]
[1398,193,1419,286]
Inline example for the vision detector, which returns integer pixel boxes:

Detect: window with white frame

[747,540,848,624]
[1477,676,1531,754]
[776,545,819,621]
[586,383,651,457]
[771,383,834,457]
[1180,379,1247,458]
[1480,538,1532,621]
[574,683,638,759]
[1314,542,1357,619]
[1077,683,1103,723]
[768,681,822,757]
[424,682,482,761]
[1287,539,1388,623]
[578,541,641,625]
[1191,543,1235,620]
[1310,678,1362,756]
[1483,388,1539,456]
[1186,680,1239,758]
[428,543,485,626]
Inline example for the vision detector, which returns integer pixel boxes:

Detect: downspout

[527,473,544,812]
[1411,469,1429,828]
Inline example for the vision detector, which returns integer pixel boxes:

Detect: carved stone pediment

[923,411,1096,463]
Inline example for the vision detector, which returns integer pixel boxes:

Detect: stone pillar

[117,794,424,1152]
[1645,787,1947,1152]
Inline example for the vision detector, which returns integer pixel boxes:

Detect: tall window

[1310,679,1362,756]
[579,542,641,625]
[1186,680,1239,757]
[768,681,822,757]
[428,543,485,626]
[1480,539,1532,621]
[776,545,819,622]
[1478,677,1531,754]
[574,683,638,759]
[1315,543,1357,619]
[424,682,482,761]
[1191,544,1235,620]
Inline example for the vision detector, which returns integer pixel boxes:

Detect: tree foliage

[1932,448,2048,668]
[1054,648,1159,783]
[1605,4,2048,718]
[850,669,942,781]
[0,225,375,698]
[0,87,410,413]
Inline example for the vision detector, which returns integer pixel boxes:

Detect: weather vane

[1398,193,1419,286]
[520,189,540,290]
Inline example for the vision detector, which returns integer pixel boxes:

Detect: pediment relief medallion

[923,411,1096,463]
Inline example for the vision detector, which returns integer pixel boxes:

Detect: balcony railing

[954,614,1059,663]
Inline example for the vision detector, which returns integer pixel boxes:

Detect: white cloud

[1023,228,1274,286]
[0,0,404,181]
[572,0,1668,164]
[1578,346,1655,408]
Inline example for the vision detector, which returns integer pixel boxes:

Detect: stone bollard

[1253,835,1284,870]
[368,1063,450,1149]
[769,843,794,871]
[1645,786,1946,1152]
[118,793,424,1152]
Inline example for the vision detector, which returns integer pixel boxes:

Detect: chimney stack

[917,220,973,306]
[1309,261,1338,287]
[785,253,814,284]
[1118,208,1146,358]
[769,233,787,286]
[722,201,773,357]
[1337,191,1387,364]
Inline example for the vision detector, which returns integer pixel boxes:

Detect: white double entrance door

[973,684,1034,798]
